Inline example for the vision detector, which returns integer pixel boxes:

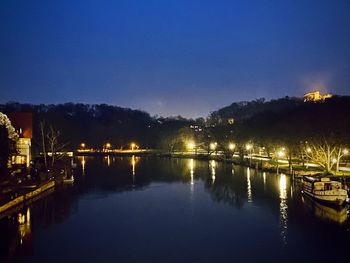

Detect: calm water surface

[1,156,350,262]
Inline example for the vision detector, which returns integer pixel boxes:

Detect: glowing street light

[131,143,136,151]
[332,158,337,164]
[276,150,285,174]
[80,143,85,148]
[277,150,285,158]
[306,147,311,153]
[246,144,252,150]
[187,141,195,150]
[210,142,217,150]
[229,143,235,151]
[105,143,111,149]
[343,149,349,155]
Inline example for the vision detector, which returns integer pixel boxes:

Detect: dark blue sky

[1,0,350,117]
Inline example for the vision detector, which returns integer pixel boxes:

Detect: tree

[0,113,18,176]
[0,125,11,174]
[303,139,343,174]
[40,121,47,168]
[39,122,67,169]
[46,126,67,168]
[334,147,349,173]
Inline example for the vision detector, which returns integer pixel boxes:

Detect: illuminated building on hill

[303,91,332,102]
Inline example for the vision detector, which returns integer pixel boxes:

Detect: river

[1,156,349,262]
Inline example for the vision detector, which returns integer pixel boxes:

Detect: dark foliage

[0,103,192,152]
[0,126,11,175]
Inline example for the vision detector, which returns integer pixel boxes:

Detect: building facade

[7,113,33,167]
[303,91,332,102]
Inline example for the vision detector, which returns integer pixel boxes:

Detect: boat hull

[303,189,347,206]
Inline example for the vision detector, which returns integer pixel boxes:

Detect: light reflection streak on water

[189,159,195,200]
[18,207,31,245]
[263,172,266,191]
[189,159,194,185]
[211,160,216,184]
[81,156,86,175]
[131,155,136,185]
[107,155,110,167]
[279,174,288,245]
[247,168,252,203]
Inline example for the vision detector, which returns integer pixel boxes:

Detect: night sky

[1,0,350,117]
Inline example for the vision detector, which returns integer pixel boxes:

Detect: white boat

[302,176,347,206]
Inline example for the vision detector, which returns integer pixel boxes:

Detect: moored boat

[302,176,347,206]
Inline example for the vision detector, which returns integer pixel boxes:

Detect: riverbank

[155,152,340,177]
[0,180,55,216]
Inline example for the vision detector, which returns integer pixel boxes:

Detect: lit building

[189,125,203,132]
[303,91,332,102]
[7,113,33,167]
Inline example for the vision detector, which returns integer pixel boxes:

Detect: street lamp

[210,142,217,150]
[80,143,85,148]
[246,143,253,165]
[277,150,285,158]
[187,141,195,151]
[276,149,285,174]
[131,143,136,151]
[343,149,349,155]
[229,143,235,151]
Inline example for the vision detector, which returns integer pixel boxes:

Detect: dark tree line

[0,102,195,153]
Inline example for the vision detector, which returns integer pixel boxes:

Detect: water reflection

[188,159,195,201]
[189,159,195,186]
[4,207,33,261]
[263,172,266,186]
[131,155,140,186]
[279,174,288,245]
[302,196,348,224]
[77,156,87,175]
[210,160,216,184]
[81,156,86,175]
[247,168,252,203]
[1,157,350,262]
